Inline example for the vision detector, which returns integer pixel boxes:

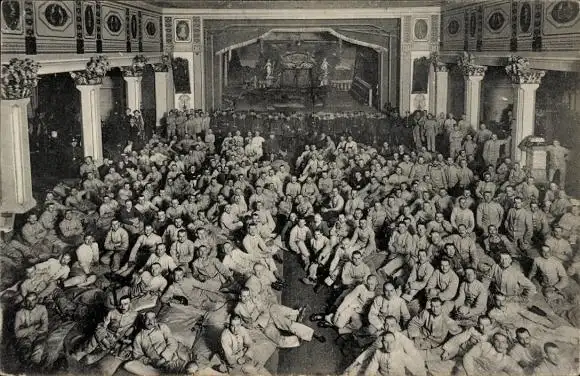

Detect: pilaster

[434,63,449,116]
[153,55,172,128]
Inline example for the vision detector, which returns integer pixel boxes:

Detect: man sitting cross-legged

[234,288,325,348]
[407,297,462,350]
[311,275,378,334]
[72,295,137,365]
[460,332,523,376]
[124,311,199,376]
[344,315,425,376]
[220,315,272,376]
[14,292,49,369]
[364,332,427,376]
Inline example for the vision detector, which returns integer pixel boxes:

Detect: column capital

[505,56,545,84]
[460,65,487,78]
[464,73,485,82]
[123,75,143,83]
[457,51,487,78]
[69,55,110,86]
[1,97,31,106]
[512,82,540,91]
[434,63,449,73]
[1,58,40,100]
[430,52,448,73]
[75,83,102,91]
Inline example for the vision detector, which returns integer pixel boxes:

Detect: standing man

[483,134,510,167]
[504,197,533,251]
[546,140,569,186]
[423,114,438,152]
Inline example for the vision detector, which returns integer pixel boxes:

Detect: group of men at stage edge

[1,101,579,376]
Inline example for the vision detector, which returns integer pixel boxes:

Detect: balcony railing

[330,80,352,91]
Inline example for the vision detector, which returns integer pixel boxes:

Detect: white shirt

[76,242,100,274]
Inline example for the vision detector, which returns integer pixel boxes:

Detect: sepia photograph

[0,1,579,376]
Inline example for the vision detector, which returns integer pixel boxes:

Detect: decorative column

[76,84,103,164]
[0,58,40,219]
[123,75,142,112]
[122,55,148,112]
[505,56,545,165]
[70,56,110,165]
[458,53,487,130]
[153,55,172,128]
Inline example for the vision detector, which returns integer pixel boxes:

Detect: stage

[224,85,378,112]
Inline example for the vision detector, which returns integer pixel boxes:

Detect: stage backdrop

[278,51,315,88]
[229,40,356,87]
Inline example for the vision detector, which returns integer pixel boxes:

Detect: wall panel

[1,0,162,55]
[440,0,580,54]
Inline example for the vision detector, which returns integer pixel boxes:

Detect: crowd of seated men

[1,107,579,376]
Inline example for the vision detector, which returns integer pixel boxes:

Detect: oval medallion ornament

[44,3,69,28]
[2,0,21,31]
[551,1,579,24]
[84,5,95,36]
[488,11,505,31]
[469,13,476,36]
[414,19,428,40]
[520,3,532,32]
[145,20,156,37]
[447,19,459,35]
[130,14,137,38]
[106,14,122,33]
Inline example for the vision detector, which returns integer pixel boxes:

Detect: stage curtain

[213,28,271,54]
[334,28,389,49]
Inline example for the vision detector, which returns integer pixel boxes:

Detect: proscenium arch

[214,27,388,55]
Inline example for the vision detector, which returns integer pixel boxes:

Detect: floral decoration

[121,55,149,77]
[457,51,486,76]
[505,55,545,84]
[1,58,40,100]
[70,55,110,85]
[153,55,172,72]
